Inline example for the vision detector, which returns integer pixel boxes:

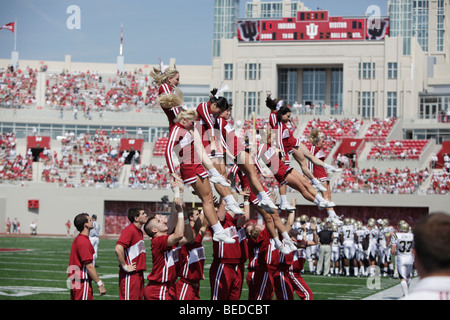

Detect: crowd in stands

[127,163,171,190]
[332,166,429,194]
[45,70,159,115]
[364,117,397,141]
[427,171,450,194]
[300,117,362,158]
[367,140,429,160]
[0,132,33,182]
[0,67,37,107]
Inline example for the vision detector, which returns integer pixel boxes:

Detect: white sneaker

[213,232,235,244]
[279,202,296,212]
[326,201,336,208]
[327,166,342,173]
[226,203,244,215]
[312,179,327,192]
[258,199,278,214]
[318,200,328,210]
[210,175,230,187]
[283,238,297,252]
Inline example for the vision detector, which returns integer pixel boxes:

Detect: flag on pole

[0,22,15,33]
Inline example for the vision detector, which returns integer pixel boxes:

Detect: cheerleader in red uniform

[164,108,234,244]
[265,95,295,212]
[196,88,243,214]
[152,63,229,188]
[266,96,340,192]
[308,129,342,225]
[256,127,334,210]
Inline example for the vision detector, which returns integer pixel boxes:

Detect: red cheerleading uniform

[250,227,279,300]
[309,145,329,182]
[209,213,244,300]
[196,101,223,158]
[176,233,206,300]
[158,83,181,132]
[144,235,180,300]
[217,117,245,160]
[274,250,295,300]
[230,164,269,205]
[165,122,208,185]
[257,143,293,186]
[287,248,313,300]
[116,223,147,300]
[68,233,95,300]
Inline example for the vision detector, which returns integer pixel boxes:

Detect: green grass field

[0,235,400,300]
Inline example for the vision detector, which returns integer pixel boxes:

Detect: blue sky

[0,0,388,66]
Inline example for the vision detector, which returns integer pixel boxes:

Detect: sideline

[363,277,419,300]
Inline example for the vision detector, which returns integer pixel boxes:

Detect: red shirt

[256,228,280,272]
[147,235,180,284]
[211,213,242,264]
[69,233,95,281]
[179,233,205,283]
[116,223,146,272]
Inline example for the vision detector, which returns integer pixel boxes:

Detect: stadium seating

[364,117,397,141]
[367,140,429,160]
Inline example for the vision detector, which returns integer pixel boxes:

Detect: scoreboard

[237,10,389,42]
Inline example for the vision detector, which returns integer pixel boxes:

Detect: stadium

[1,0,449,302]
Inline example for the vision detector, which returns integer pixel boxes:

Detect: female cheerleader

[308,129,342,225]
[164,108,234,244]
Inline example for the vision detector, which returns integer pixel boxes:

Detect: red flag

[0,22,15,33]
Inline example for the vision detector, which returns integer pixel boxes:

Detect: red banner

[0,22,15,33]
[237,11,389,42]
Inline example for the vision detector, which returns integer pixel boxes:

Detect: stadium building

[1,0,450,235]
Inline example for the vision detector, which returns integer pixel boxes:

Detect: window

[388,62,398,79]
[224,63,233,80]
[245,91,260,117]
[387,92,397,117]
[245,63,261,80]
[358,91,375,118]
[359,62,375,79]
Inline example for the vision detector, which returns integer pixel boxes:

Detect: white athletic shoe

[279,202,296,212]
[226,203,244,215]
[327,166,342,173]
[318,200,328,210]
[258,199,278,214]
[213,232,235,244]
[210,175,230,187]
[326,201,336,208]
[312,179,327,192]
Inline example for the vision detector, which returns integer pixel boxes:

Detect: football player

[390,221,414,297]
[340,218,358,276]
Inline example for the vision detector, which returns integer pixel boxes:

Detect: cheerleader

[165,108,234,244]
[256,128,335,211]
[196,88,242,214]
[266,96,341,191]
[265,95,295,212]
[153,65,229,188]
[308,129,342,225]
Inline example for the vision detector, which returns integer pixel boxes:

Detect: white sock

[400,280,409,296]
[315,194,326,202]
[280,195,288,205]
[282,231,290,240]
[211,222,224,234]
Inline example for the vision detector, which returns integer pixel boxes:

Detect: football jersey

[391,232,414,258]
[116,223,146,272]
[367,228,379,245]
[355,229,366,244]
[341,224,355,243]
[147,234,180,284]
[332,231,341,247]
